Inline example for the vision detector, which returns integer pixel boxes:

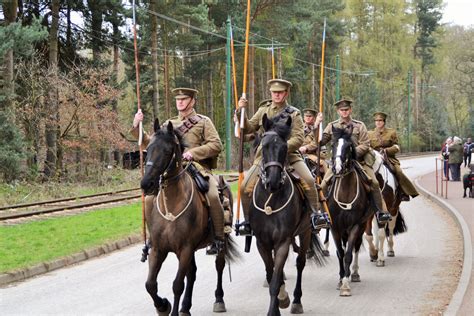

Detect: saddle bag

[187,163,210,193]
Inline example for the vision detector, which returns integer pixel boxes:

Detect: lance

[132,0,147,254]
[235,0,252,237]
[315,18,332,223]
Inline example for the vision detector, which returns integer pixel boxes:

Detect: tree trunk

[1,0,18,115]
[88,0,103,62]
[207,44,214,118]
[112,16,120,165]
[44,0,60,179]
[163,20,170,119]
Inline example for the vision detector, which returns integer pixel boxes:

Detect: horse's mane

[332,125,357,161]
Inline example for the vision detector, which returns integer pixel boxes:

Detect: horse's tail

[389,209,407,236]
[309,233,328,266]
[224,235,241,263]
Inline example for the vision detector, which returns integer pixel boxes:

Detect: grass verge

[0,202,141,274]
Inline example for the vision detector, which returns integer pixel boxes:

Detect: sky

[441,0,473,27]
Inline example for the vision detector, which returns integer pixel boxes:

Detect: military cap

[268,79,292,92]
[303,108,317,116]
[373,112,387,121]
[334,98,353,109]
[172,87,198,99]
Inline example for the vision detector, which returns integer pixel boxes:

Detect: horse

[248,114,325,315]
[140,119,239,316]
[364,151,407,267]
[326,125,373,296]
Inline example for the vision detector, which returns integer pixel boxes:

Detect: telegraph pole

[407,70,411,153]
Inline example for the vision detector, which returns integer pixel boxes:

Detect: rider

[235,79,330,235]
[368,112,419,201]
[131,87,225,254]
[299,108,328,175]
[315,98,392,225]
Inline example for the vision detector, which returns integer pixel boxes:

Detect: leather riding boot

[236,166,258,236]
[306,185,331,232]
[372,188,392,224]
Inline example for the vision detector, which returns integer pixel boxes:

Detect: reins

[332,170,360,210]
[156,172,195,222]
[253,168,295,215]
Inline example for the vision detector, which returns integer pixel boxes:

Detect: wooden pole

[132,0,146,245]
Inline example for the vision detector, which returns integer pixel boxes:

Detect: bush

[0,111,26,183]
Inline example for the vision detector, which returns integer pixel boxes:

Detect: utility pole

[407,70,411,153]
[225,17,232,170]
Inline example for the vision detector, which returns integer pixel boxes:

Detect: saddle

[187,163,209,193]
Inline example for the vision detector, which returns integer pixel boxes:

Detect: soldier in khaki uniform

[235,79,329,235]
[299,108,328,175]
[368,112,419,201]
[316,98,392,224]
[131,88,225,252]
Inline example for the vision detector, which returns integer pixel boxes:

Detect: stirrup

[206,239,224,255]
[376,211,392,224]
[235,221,252,236]
[311,212,330,231]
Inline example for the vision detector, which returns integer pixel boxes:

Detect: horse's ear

[154,118,160,133]
[167,121,174,133]
[285,116,292,127]
[262,113,272,131]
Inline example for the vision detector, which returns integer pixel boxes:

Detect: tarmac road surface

[0,156,464,315]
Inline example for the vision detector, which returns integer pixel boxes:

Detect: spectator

[448,136,463,181]
[463,137,473,167]
[441,137,452,180]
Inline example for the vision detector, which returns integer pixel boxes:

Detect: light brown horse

[141,119,238,316]
[364,151,407,267]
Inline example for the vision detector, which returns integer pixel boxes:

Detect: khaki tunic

[130,109,222,170]
[368,127,418,197]
[240,100,304,165]
[302,124,328,173]
[320,118,370,159]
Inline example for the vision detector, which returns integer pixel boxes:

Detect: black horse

[327,125,373,296]
[249,114,325,315]
[140,119,238,316]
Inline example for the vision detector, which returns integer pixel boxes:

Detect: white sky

[442,0,473,27]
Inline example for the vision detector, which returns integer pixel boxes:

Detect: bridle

[259,130,287,190]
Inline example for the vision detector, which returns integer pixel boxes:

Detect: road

[0,156,463,315]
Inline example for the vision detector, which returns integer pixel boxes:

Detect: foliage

[0,111,26,183]
[0,18,47,58]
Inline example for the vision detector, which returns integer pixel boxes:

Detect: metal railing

[435,157,448,198]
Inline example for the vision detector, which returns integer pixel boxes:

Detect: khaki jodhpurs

[240,160,320,220]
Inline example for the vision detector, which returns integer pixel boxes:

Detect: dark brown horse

[327,125,373,296]
[141,119,239,316]
[248,114,325,315]
[364,151,407,267]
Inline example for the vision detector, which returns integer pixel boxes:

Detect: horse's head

[140,119,185,195]
[331,124,356,175]
[260,113,292,192]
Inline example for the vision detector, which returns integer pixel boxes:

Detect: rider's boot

[372,188,392,225]
[400,192,410,202]
[305,185,330,233]
[235,220,252,236]
[206,236,225,255]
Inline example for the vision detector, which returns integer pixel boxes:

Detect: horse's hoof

[322,250,330,256]
[351,273,360,282]
[213,302,226,313]
[156,298,171,316]
[370,254,378,261]
[263,279,269,288]
[278,295,291,309]
[290,303,304,314]
[340,288,352,296]
[387,250,395,257]
[376,260,385,267]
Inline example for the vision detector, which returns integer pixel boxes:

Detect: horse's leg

[179,254,197,316]
[387,212,397,257]
[270,240,291,315]
[340,225,362,297]
[213,247,227,313]
[290,232,309,314]
[351,234,363,283]
[323,228,331,256]
[364,216,377,262]
[256,240,276,314]
[145,249,171,315]
[376,223,386,267]
[172,247,193,316]
[332,231,345,290]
